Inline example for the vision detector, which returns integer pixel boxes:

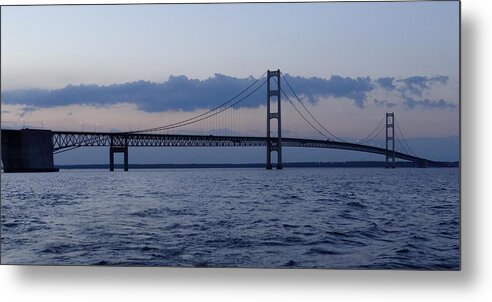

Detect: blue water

[1,168,459,269]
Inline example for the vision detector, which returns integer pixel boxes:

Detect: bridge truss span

[51,131,438,167]
[52,132,267,151]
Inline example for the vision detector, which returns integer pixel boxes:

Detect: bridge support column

[109,147,114,171]
[123,135,128,171]
[110,135,114,172]
[109,146,128,171]
[266,69,283,170]
[417,160,428,168]
[385,112,395,168]
[109,134,129,171]
[124,147,129,171]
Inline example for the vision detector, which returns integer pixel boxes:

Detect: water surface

[1,168,460,269]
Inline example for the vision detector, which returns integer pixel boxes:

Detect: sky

[0,1,460,164]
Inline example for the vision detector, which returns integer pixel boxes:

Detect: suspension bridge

[1,69,442,173]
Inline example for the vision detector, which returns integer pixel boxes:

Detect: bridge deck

[52,131,437,165]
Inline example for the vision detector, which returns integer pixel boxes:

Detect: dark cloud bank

[1,73,456,112]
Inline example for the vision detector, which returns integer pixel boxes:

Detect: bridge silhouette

[1,70,440,172]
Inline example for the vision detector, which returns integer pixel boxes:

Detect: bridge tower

[266,69,283,170]
[385,112,395,168]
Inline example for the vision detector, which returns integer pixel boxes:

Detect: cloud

[1,73,455,112]
[403,97,457,110]
[375,77,396,91]
[1,73,376,111]
[283,74,374,108]
[373,99,396,108]
[1,74,263,112]
[396,75,449,97]
[19,106,37,118]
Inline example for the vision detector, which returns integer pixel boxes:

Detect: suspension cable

[280,88,331,140]
[281,74,346,142]
[129,71,267,134]
[362,123,386,145]
[358,115,385,144]
[272,76,330,139]
[395,118,416,155]
[135,79,267,133]
[394,131,410,154]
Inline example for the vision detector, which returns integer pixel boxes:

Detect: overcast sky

[0,1,460,163]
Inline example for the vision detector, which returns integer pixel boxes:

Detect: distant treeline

[55,161,459,170]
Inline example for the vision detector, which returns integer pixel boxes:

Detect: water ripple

[1,168,459,269]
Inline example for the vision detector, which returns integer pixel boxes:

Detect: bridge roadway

[52,131,438,166]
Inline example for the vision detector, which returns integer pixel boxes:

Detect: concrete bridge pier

[416,159,428,168]
[109,134,129,172]
[109,146,128,171]
[1,129,58,173]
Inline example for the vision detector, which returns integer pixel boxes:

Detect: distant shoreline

[54,161,459,170]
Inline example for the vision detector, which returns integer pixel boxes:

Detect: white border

[2,1,491,301]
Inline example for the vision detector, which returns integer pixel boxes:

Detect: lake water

[1,168,459,269]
